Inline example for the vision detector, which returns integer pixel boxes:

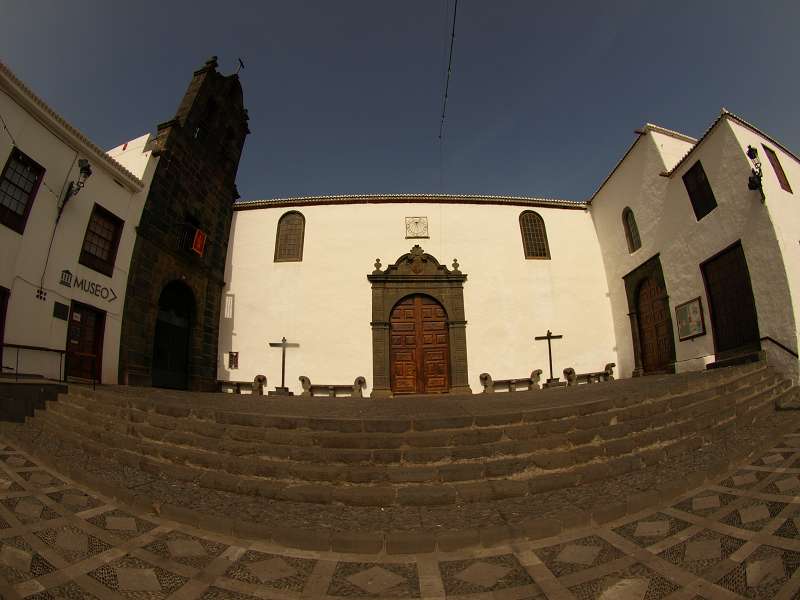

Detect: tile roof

[661,108,800,177]
[235,193,587,211]
[587,122,696,204]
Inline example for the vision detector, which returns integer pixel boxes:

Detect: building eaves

[644,123,697,144]
[660,109,800,178]
[587,123,698,205]
[0,61,144,192]
[234,193,587,211]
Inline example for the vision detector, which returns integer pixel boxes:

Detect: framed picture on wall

[675,296,706,341]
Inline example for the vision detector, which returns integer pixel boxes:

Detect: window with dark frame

[79,204,124,277]
[622,207,641,253]
[228,351,239,369]
[519,211,551,259]
[274,211,305,262]
[0,148,44,234]
[682,160,718,220]
[762,145,793,193]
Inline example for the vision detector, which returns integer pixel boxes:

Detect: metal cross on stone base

[535,329,566,388]
[268,336,299,396]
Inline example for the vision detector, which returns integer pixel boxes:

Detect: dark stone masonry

[118,57,249,391]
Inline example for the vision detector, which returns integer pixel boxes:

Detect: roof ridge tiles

[234,193,587,211]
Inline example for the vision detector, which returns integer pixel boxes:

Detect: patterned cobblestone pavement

[0,431,799,599]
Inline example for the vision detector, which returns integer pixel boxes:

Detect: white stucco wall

[592,118,797,380]
[591,129,692,377]
[727,122,800,375]
[107,134,153,180]
[0,81,156,383]
[220,201,617,395]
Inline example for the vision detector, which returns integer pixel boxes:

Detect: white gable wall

[220,201,617,395]
[592,118,796,379]
[590,130,687,377]
[728,121,800,373]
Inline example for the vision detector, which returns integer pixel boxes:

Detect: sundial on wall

[405,216,429,239]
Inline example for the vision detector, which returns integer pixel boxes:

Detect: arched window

[622,207,641,253]
[519,211,550,259]
[274,211,305,262]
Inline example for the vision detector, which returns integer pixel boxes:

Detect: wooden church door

[390,295,450,394]
[637,276,674,372]
[701,242,760,358]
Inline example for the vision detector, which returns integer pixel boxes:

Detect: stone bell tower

[119,56,250,390]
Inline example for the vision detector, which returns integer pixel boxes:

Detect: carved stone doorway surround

[623,253,676,377]
[367,245,472,397]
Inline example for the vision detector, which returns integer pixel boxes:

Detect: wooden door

[702,243,760,357]
[637,277,674,372]
[66,302,105,381]
[152,313,190,389]
[152,282,193,389]
[390,295,449,394]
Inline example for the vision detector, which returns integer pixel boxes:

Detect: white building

[1,58,798,394]
[0,61,158,383]
[221,111,800,395]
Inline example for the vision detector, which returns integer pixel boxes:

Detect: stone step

[30,381,788,509]
[5,395,798,556]
[60,361,767,436]
[29,374,788,505]
[56,363,774,453]
[49,368,781,468]
[47,368,783,462]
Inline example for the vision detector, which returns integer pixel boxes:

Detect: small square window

[79,204,124,277]
[682,161,717,220]
[228,352,239,369]
[0,148,44,234]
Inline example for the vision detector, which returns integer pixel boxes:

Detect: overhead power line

[438,0,458,141]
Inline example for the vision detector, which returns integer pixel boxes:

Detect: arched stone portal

[368,245,471,397]
[152,281,195,389]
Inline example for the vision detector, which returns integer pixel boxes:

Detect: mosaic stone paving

[0,434,797,599]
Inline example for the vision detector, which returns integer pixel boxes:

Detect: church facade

[220,113,800,395]
[1,57,798,393]
[221,196,616,395]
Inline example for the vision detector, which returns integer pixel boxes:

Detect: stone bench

[479,369,543,393]
[563,363,615,386]
[219,375,267,395]
[299,376,367,398]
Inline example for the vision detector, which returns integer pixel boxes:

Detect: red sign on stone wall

[192,229,207,256]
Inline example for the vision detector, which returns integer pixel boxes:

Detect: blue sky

[2,1,799,201]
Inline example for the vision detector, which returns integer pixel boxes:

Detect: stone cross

[268,336,299,391]
[535,329,563,382]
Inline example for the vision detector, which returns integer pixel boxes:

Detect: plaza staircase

[2,360,798,553]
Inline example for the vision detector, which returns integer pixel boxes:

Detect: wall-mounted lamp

[56,158,93,221]
[746,145,765,202]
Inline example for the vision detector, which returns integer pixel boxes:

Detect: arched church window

[519,211,550,259]
[274,211,305,262]
[622,207,641,253]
